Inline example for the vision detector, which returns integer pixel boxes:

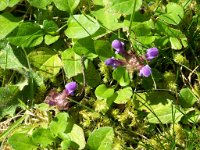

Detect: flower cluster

[44,82,77,110]
[105,39,159,77]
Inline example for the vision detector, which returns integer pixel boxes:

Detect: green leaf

[147,103,184,124]
[0,42,27,70]
[92,8,122,31]
[95,84,115,100]
[114,87,133,104]
[179,88,198,108]
[32,128,54,148]
[170,37,182,50]
[128,19,154,36]
[27,0,52,9]
[84,60,101,88]
[8,22,44,48]
[137,36,156,45]
[112,67,130,86]
[135,91,176,112]
[67,124,86,150]
[159,2,184,25]
[0,0,7,11]
[109,0,142,15]
[44,35,60,45]
[8,0,22,7]
[94,40,115,60]
[28,47,62,79]
[61,139,71,150]
[53,0,80,13]
[0,12,21,40]
[43,20,59,34]
[61,48,82,78]
[0,86,20,119]
[8,133,37,150]
[50,112,70,137]
[65,14,100,39]
[73,37,96,55]
[87,127,114,150]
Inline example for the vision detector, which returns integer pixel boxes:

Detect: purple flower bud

[145,47,158,61]
[65,82,77,96]
[139,65,152,77]
[105,57,123,68]
[112,39,127,55]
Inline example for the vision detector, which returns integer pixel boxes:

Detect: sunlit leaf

[67,124,86,150]
[114,87,133,104]
[32,128,54,147]
[112,67,130,86]
[95,84,115,100]
[54,0,80,13]
[8,22,44,48]
[65,14,100,39]
[0,12,21,40]
[28,47,62,79]
[27,0,52,9]
[109,0,142,15]
[61,48,82,78]
[179,88,198,108]
[8,133,37,150]
[87,127,114,150]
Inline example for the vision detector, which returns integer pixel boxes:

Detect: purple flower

[145,47,158,61]
[139,65,152,77]
[65,82,77,96]
[112,39,127,55]
[105,57,124,68]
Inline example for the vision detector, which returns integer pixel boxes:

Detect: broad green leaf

[87,127,114,150]
[8,0,21,7]
[147,103,184,124]
[44,35,60,45]
[8,133,37,150]
[0,42,27,69]
[109,0,142,15]
[32,128,54,147]
[65,14,100,39]
[135,91,176,112]
[95,84,115,100]
[43,20,59,34]
[92,8,122,31]
[8,22,44,48]
[67,124,86,150]
[28,47,62,79]
[54,0,80,13]
[94,40,114,60]
[112,67,130,86]
[179,88,198,108]
[61,48,82,78]
[84,60,101,87]
[0,12,21,40]
[0,0,7,11]
[61,139,71,150]
[181,109,200,124]
[114,87,133,104]
[155,20,184,37]
[73,37,96,55]
[137,36,156,45]
[170,37,182,50]
[159,3,184,25]
[50,112,70,137]
[128,19,154,36]
[27,0,52,9]
[0,86,20,119]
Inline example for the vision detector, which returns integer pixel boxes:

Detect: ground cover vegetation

[0,0,200,149]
